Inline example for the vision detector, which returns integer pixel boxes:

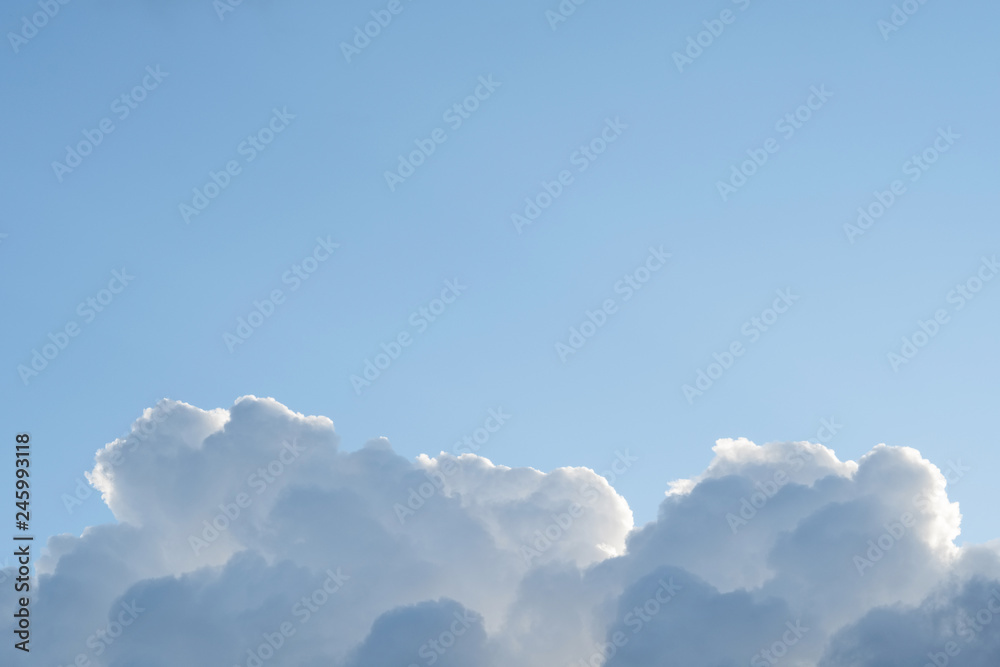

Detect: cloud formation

[6,397,1000,666]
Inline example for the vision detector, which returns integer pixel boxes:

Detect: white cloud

[5,397,999,666]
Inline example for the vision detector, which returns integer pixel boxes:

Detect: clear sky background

[2,0,998,556]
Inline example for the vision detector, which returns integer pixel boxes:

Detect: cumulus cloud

[4,397,1000,667]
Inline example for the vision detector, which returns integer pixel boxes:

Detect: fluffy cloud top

[6,397,1000,667]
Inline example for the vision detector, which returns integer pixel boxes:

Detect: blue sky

[2,0,998,556]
